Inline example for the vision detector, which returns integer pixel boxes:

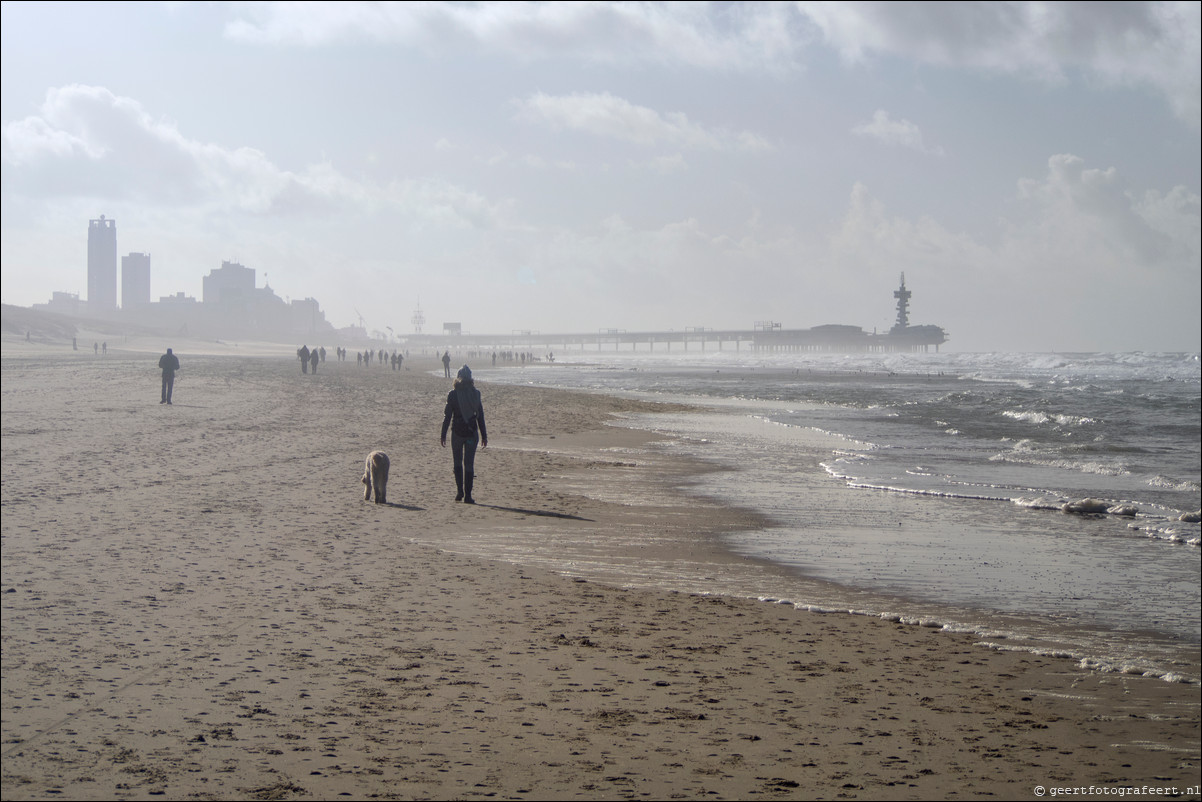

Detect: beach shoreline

[2,337,1199,800]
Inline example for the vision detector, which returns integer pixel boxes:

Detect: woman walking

[440,365,488,503]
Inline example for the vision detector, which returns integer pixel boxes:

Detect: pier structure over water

[401,274,947,355]
[403,322,946,354]
[399,274,942,353]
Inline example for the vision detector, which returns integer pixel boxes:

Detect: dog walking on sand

[362,451,390,504]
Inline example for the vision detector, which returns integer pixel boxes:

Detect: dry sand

[2,324,1199,800]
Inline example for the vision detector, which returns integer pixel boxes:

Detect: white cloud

[851,109,942,154]
[1009,153,1197,269]
[218,3,1199,128]
[218,2,1200,130]
[1134,185,1201,259]
[1,115,98,164]
[223,1,806,72]
[830,182,982,284]
[515,91,770,152]
[799,1,1201,129]
[0,85,508,229]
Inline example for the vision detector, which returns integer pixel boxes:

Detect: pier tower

[892,272,911,333]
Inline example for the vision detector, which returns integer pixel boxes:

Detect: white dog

[362,451,390,504]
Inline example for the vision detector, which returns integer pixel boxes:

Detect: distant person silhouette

[441,365,488,503]
[299,345,310,374]
[158,348,180,405]
[102,341,107,355]
[72,337,78,351]
[310,348,319,374]
[442,350,452,378]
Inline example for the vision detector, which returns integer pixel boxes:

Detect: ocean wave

[1149,474,1201,492]
[844,480,1010,502]
[752,596,1198,685]
[1002,409,1097,427]
[1134,522,1202,547]
[990,447,1129,477]
[977,642,1196,684]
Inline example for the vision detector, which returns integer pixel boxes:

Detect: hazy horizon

[3,2,1199,352]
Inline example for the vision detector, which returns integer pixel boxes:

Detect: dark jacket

[441,385,487,442]
[159,352,180,374]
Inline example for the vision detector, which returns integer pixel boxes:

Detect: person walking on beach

[158,348,180,405]
[442,350,452,378]
[440,365,488,503]
[310,348,319,375]
[299,345,310,374]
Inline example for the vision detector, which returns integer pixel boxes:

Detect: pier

[400,275,947,354]
[401,323,945,354]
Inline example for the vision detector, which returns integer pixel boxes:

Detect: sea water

[477,350,1200,682]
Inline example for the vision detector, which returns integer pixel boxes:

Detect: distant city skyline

[35,216,339,341]
[3,2,1199,351]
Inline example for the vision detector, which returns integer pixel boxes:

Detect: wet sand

[2,326,1199,800]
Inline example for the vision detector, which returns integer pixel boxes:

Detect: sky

[2,1,1199,353]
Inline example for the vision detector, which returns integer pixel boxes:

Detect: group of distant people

[440,349,549,373]
[297,345,327,374]
[355,348,406,369]
[291,344,416,372]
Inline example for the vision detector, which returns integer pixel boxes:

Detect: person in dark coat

[440,365,488,503]
[158,348,180,405]
[299,345,310,374]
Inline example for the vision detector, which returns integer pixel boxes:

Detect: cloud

[219,2,1200,128]
[830,181,983,286]
[515,91,771,152]
[799,1,1201,129]
[1009,153,1199,270]
[0,85,508,230]
[851,109,942,154]
[3,85,301,210]
[1134,185,1201,259]
[223,1,807,72]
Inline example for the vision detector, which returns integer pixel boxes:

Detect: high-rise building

[202,260,256,304]
[122,252,151,308]
[87,216,118,311]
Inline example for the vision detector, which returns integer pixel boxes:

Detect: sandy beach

[2,317,1199,800]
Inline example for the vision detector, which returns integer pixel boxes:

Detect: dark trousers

[161,372,175,403]
[450,432,479,476]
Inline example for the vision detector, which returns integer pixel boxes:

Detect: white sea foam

[1002,409,1097,427]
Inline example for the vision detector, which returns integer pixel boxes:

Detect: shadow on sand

[370,501,425,512]
[474,504,593,522]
